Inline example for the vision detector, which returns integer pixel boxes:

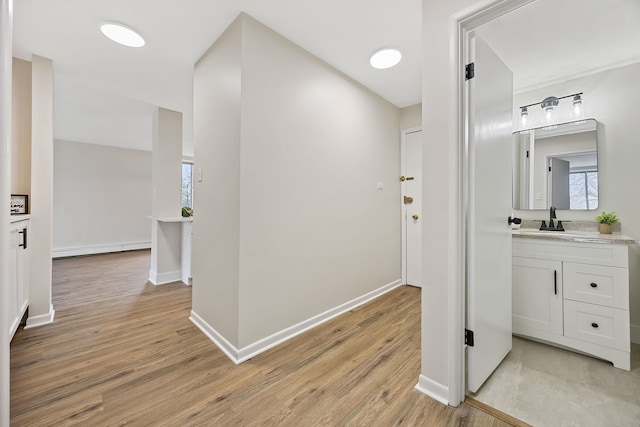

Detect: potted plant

[596,211,619,234]
[181,206,193,218]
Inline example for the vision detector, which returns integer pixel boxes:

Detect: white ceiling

[12,0,640,154]
[13,0,422,154]
[477,0,640,93]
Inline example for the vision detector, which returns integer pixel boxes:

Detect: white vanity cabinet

[512,257,563,335]
[9,217,30,341]
[512,236,631,370]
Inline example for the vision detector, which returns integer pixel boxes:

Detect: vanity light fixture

[100,22,145,48]
[369,48,402,69]
[519,92,584,128]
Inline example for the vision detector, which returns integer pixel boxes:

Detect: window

[182,162,193,208]
[569,171,598,210]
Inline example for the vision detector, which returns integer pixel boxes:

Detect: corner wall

[27,54,54,328]
[400,103,422,129]
[192,13,401,355]
[419,0,477,405]
[52,140,152,257]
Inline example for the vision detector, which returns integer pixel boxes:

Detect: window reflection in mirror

[512,119,598,210]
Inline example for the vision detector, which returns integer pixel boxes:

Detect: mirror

[513,119,598,210]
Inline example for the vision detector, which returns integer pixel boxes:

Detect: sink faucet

[539,206,565,231]
[549,206,556,229]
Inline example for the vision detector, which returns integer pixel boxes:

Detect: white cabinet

[512,257,563,335]
[9,218,30,341]
[512,237,630,370]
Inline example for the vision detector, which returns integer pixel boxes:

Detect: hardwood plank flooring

[10,250,513,426]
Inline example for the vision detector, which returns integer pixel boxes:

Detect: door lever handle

[508,216,522,225]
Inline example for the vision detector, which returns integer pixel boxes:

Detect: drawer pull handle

[590,282,598,288]
[591,322,599,329]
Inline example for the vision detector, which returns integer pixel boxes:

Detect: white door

[550,157,570,209]
[467,33,514,393]
[403,130,422,287]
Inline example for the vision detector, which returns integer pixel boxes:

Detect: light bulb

[570,94,584,120]
[520,107,529,128]
[540,96,559,124]
[545,106,554,122]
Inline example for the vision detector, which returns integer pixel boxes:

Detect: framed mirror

[513,119,598,210]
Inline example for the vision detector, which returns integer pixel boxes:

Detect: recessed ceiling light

[100,22,145,48]
[370,48,402,69]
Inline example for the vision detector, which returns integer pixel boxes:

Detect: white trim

[9,299,28,340]
[148,270,182,286]
[25,305,55,329]
[514,57,640,95]
[52,241,151,258]
[189,311,241,364]
[400,127,422,285]
[631,324,640,345]
[191,279,403,364]
[449,0,536,408]
[415,374,449,405]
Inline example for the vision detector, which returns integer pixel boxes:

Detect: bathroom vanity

[512,229,634,370]
[9,215,30,342]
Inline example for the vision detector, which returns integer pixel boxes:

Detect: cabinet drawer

[512,239,628,267]
[564,300,629,351]
[563,262,628,309]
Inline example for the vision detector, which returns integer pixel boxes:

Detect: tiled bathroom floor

[470,336,640,427]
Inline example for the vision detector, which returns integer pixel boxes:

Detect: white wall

[27,54,54,328]
[52,140,152,257]
[514,61,640,339]
[1,1,13,423]
[11,58,30,195]
[149,108,183,285]
[419,0,478,404]
[400,103,422,129]
[192,17,242,345]
[193,13,401,352]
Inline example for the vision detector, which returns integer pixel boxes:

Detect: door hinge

[549,166,552,172]
[526,150,529,158]
[465,329,475,347]
[465,63,475,80]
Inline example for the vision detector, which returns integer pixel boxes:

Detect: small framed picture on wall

[10,194,28,215]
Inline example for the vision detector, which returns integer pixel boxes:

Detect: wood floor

[10,250,512,426]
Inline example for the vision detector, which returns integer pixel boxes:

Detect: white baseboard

[191,279,403,364]
[148,270,182,286]
[415,374,449,405]
[189,311,241,364]
[52,241,151,258]
[25,305,55,329]
[632,324,640,344]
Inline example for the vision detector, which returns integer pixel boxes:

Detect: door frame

[401,126,422,286]
[448,0,535,406]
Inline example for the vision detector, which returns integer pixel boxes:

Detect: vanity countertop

[512,228,637,245]
[10,214,31,223]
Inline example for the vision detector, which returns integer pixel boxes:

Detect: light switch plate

[376,182,384,190]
